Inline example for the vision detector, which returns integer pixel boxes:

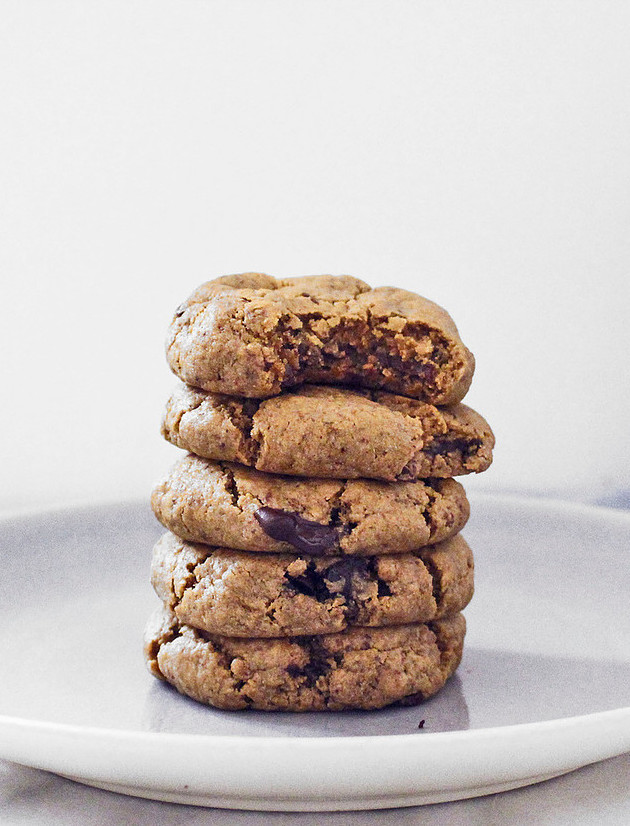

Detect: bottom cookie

[144,607,465,711]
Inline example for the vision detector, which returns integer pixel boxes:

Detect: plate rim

[1,707,629,810]
[1,703,630,748]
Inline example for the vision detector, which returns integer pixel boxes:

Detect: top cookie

[166,274,475,403]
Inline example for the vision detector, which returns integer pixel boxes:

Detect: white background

[1,0,629,513]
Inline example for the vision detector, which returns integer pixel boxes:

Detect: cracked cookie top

[166,273,475,403]
[150,454,470,555]
[162,384,494,481]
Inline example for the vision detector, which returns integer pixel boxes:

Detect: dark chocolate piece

[255,507,338,555]
[324,558,371,622]
[284,562,332,602]
[283,558,373,624]
[281,556,393,625]
[325,557,370,602]
[286,637,333,686]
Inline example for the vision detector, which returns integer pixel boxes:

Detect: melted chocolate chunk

[283,559,373,626]
[283,557,392,625]
[255,507,338,554]
[326,558,377,623]
[327,558,392,600]
[280,363,296,389]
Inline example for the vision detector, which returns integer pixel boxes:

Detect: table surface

[2,754,629,825]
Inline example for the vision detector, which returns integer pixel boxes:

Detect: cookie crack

[218,397,261,463]
[416,552,442,613]
[198,631,233,671]
[427,621,450,674]
[204,634,255,701]
[169,393,205,439]
[369,559,393,598]
[420,482,440,540]
[328,480,356,537]
[249,427,264,464]
[147,623,182,678]
[171,556,201,608]
[236,401,265,464]
[218,462,242,511]
[177,494,205,537]
[263,600,278,624]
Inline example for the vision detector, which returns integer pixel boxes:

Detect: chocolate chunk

[283,558,376,622]
[284,563,332,602]
[255,507,338,555]
[286,637,332,687]
[325,558,369,602]
[282,557,393,623]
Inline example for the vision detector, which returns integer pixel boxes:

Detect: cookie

[150,455,470,555]
[151,532,474,637]
[166,274,475,404]
[144,607,465,711]
[162,384,494,481]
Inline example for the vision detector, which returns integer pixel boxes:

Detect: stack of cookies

[144,274,494,712]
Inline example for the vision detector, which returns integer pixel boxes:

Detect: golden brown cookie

[151,532,474,637]
[166,274,475,403]
[150,455,470,555]
[144,607,466,711]
[162,384,494,480]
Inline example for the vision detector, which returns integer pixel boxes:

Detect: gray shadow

[141,672,469,737]
[140,646,630,738]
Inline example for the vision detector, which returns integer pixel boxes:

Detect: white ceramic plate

[0,495,629,811]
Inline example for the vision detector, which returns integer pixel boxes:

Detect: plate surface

[0,496,629,810]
